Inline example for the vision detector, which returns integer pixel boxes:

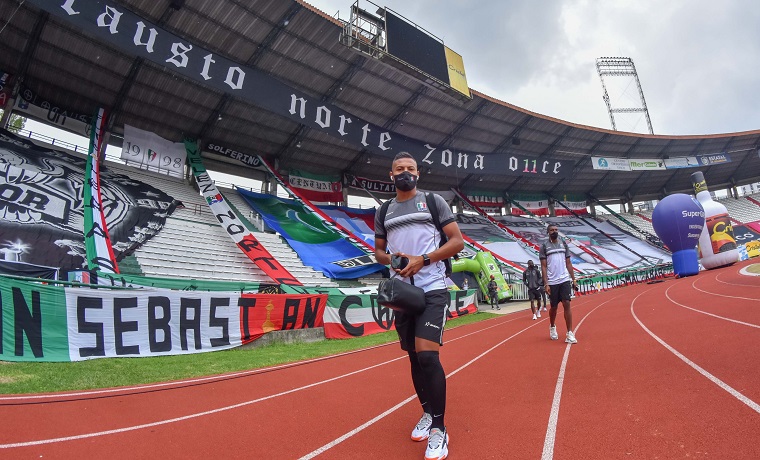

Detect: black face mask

[393,171,417,192]
[549,231,559,240]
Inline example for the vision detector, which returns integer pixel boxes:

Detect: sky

[310,0,760,136]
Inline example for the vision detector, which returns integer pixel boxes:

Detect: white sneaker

[542,306,547,312]
[550,325,558,340]
[565,331,577,344]
[537,310,541,318]
[425,427,449,460]
[532,314,537,320]
[411,413,432,442]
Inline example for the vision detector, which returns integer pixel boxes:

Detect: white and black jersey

[539,239,572,286]
[375,191,455,292]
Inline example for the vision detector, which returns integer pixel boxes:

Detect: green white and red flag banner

[511,196,550,216]
[0,274,326,362]
[184,140,302,286]
[554,194,589,216]
[83,108,119,273]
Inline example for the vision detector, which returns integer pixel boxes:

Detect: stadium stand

[717,193,760,224]
[105,168,339,287]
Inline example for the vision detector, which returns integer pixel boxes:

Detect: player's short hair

[392,151,415,163]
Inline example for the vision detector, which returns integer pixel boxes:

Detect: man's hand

[544,285,551,294]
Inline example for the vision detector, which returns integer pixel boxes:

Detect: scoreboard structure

[339,0,471,101]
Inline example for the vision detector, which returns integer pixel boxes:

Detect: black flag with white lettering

[0,128,179,275]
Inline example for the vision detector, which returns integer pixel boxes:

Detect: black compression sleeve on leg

[408,350,428,413]
[417,351,446,430]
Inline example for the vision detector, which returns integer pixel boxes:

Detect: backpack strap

[377,198,393,233]
[425,192,449,244]
[425,192,452,276]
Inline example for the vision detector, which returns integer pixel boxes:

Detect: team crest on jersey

[417,201,428,211]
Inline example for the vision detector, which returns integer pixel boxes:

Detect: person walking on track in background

[374,151,464,460]
[522,259,544,320]
[540,223,579,344]
[487,275,500,310]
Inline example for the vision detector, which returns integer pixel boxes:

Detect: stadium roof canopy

[1,0,759,204]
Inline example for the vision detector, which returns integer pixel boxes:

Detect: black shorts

[549,281,573,306]
[395,289,449,352]
[528,288,543,301]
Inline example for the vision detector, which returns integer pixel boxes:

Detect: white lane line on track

[0,315,518,403]
[665,285,760,328]
[0,314,527,448]
[298,318,553,459]
[714,270,760,286]
[0,355,408,449]
[540,298,613,460]
[631,291,760,415]
[0,343,394,402]
[691,277,757,300]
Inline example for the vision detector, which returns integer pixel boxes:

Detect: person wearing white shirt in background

[539,224,579,344]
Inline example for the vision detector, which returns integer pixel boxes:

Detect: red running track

[1,260,759,459]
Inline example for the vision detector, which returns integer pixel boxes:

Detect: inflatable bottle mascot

[691,171,739,269]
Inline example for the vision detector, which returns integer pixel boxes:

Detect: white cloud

[311,0,760,135]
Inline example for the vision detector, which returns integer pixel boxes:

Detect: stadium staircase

[104,162,337,287]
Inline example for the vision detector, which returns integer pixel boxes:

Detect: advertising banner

[591,157,631,171]
[628,159,666,171]
[664,157,701,169]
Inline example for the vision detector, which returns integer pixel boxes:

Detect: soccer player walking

[374,152,464,460]
[539,224,579,344]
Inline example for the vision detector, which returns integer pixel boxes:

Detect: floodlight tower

[596,57,654,134]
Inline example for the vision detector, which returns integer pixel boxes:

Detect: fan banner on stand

[322,290,477,339]
[0,275,326,362]
[511,194,549,216]
[288,170,343,203]
[318,204,377,247]
[554,194,588,216]
[184,140,302,286]
[11,78,93,138]
[455,214,670,274]
[121,125,186,177]
[237,189,385,279]
[0,128,178,275]
[344,173,395,195]
[83,108,119,273]
[31,0,575,179]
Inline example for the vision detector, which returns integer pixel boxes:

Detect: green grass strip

[0,312,499,394]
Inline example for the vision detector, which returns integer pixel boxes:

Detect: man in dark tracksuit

[523,260,545,320]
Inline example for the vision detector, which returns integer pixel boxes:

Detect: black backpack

[377,192,452,276]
